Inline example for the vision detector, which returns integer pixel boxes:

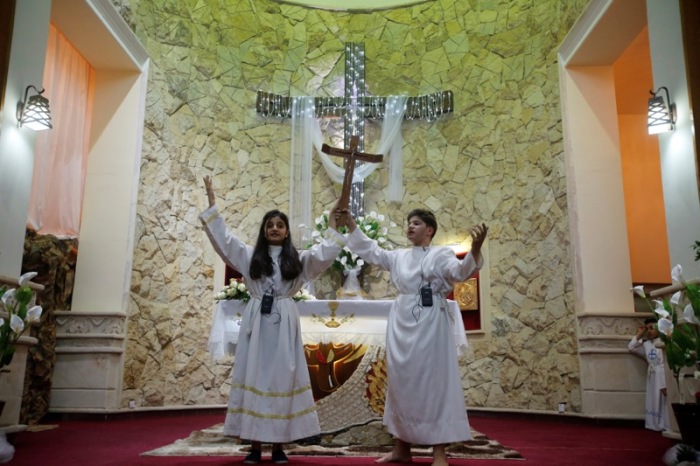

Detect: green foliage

[0,275,43,371]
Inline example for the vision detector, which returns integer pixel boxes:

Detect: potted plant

[0,272,43,382]
[643,263,700,449]
[0,271,42,462]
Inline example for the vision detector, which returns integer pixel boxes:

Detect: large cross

[321,135,383,225]
[256,42,453,216]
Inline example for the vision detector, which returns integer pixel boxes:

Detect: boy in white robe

[628,317,670,432]
[343,208,488,466]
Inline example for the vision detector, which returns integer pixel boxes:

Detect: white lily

[683,304,700,325]
[1,288,15,305]
[653,300,669,319]
[357,259,365,267]
[26,305,43,323]
[657,317,674,337]
[631,285,646,298]
[9,314,24,334]
[670,291,682,306]
[18,272,38,286]
[671,264,684,284]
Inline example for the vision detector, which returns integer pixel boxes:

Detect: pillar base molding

[50,311,127,411]
[577,312,651,418]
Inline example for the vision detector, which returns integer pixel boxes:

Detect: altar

[209,299,467,433]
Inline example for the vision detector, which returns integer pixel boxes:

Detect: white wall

[0,0,51,278]
[559,63,635,314]
[647,0,700,279]
[70,69,146,314]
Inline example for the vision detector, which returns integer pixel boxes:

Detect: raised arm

[199,176,252,274]
[468,223,488,263]
[204,175,216,208]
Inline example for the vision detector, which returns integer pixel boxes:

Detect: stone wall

[113,0,588,412]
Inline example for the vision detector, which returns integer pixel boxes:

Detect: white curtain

[27,23,94,238]
[289,95,407,242]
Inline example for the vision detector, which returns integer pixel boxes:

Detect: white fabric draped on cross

[289,95,408,243]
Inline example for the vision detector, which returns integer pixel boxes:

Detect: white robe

[347,228,482,445]
[628,337,669,431]
[200,205,346,443]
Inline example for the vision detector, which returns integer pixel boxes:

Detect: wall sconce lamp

[17,85,53,131]
[647,86,675,135]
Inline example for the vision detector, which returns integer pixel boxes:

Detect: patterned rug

[142,422,523,460]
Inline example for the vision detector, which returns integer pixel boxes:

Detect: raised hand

[468,223,488,260]
[204,175,216,208]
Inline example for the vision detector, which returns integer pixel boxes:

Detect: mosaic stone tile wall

[111,0,588,412]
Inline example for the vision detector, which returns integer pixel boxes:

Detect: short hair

[643,317,657,325]
[407,209,438,238]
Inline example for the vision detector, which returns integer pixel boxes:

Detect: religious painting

[0,0,16,115]
[304,341,368,400]
[453,276,481,331]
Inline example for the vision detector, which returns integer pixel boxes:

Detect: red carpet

[6,410,676,465]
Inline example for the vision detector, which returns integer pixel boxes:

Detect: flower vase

[672,403,700,449]
[337,266,369,300]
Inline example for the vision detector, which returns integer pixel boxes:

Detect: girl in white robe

[346,208,488,466]
[628,318,669,432]
[199,176,346,464]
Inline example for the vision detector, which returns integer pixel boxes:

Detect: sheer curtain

[27,23,94,238]
[289,95,407,242]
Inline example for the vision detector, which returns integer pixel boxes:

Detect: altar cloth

[208,299,468,361]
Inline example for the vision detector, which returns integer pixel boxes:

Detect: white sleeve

[627,337,645,357]
[299,228,347,282]
[199,205,252,273]
[346,227,393,271]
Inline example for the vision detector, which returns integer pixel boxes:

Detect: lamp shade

[647,87,674,135]
[18,86,52,131]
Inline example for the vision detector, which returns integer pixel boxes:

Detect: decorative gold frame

[453,277,479,311]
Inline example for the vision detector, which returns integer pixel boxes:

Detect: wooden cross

[321,135,383,225]
[256,42,453,216]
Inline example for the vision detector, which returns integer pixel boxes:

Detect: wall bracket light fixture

[17,85,52,131]
[647,86,675,135]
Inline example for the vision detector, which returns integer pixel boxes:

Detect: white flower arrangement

[0,272,44,370]
[631,264,700,393]
[215,277,316,302]
[215,278,250,302]
[304,210,396,273]
[292,288,316,302]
